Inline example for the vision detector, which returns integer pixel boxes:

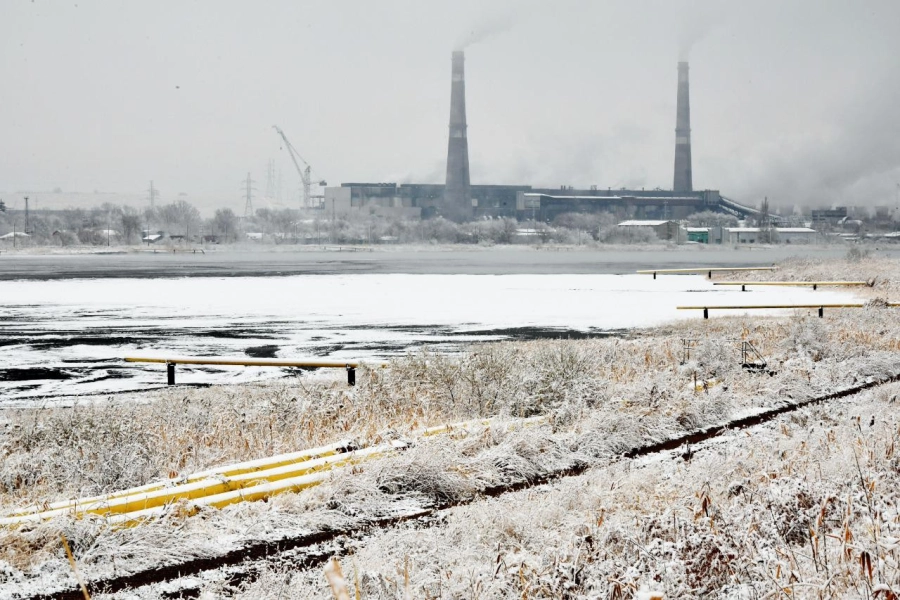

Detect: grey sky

[2,0,899,212]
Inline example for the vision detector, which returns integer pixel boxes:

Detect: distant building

[776,227,819,244]
[685,227,709,243]
[811,207,847,226]
[323,183,749,222]
[0,231,30,240]
[617,220,682,241]
[723,227,817,244]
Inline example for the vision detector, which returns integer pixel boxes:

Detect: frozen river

[0,272,855,402]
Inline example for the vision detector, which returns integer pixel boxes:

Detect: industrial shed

[617,220,681,241]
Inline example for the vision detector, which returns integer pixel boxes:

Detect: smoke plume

[739,67,900,208]
[677,1,726,60]
[454,8,520,51]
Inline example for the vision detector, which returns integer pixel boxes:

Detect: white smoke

[677,1,727,60]
[737,65,900,208]
[453,7,521,51]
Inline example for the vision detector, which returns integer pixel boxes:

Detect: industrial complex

[324,52,763,223]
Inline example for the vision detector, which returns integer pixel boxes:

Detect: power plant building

[323,53,762,222]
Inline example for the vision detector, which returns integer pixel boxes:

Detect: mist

[2,0,900,213]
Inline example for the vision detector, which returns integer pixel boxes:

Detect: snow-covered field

[0,274,855,402]
[2,255,898,598]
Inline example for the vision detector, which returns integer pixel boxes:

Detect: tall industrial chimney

[673,61,692,192]
[444,50,471,220]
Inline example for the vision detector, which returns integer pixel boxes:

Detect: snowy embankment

[1,256,900,597]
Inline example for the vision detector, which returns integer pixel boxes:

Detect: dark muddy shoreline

[0,246,863,280]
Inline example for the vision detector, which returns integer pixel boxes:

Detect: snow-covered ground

[0,274,855,402]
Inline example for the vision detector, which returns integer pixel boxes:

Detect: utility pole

[24,196,30,234]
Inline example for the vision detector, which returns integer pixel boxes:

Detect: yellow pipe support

[1,443,402,526]
[637,267,778,274]
[9,439,355,517]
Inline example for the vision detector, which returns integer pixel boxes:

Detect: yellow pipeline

[713,281,869,287]
[10,439,355,518]
[105,419,551,527]
[5,416,552,528]
[420,415,548,437]
[637,267,777,274]
[677,303,900,310]
[124,357,389,368]
[1,444,402,526]
[694,378,721,392]
[105,471,332,527]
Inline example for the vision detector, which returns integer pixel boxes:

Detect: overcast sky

[2,0,899,212]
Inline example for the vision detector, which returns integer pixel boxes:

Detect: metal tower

[147,181,160,208]
[243,172,256,219]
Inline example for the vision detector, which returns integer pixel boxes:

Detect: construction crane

[273,125,326,208]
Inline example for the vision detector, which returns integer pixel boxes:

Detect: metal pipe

[713,281,869,287]
[127,356,388,387]
[637,267,777,275]
[678,303,896,310]
[8,439,356,518]
[125,356,385,368]
[1,444,404,526]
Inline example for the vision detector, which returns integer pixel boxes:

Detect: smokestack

[673,61,693,192]
[444,50,471,220]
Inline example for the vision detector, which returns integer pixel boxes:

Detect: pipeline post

[653,272,657,280]
[703,308,709,320]
[708,270,712,279]
[742,284,746,292]
[818,307,824,318]
[347,366,356,386]
[167,362,176,385]
[813,284,817,290]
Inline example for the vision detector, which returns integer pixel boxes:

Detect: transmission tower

[243,172,256,219]
[147,181,160,208]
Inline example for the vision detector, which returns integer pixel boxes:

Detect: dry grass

[4,256,900,595]
[216,385,900,599]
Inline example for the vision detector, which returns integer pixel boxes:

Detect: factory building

[617,220,682,241]
[324,184,727,221]
[323,53,761,223]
